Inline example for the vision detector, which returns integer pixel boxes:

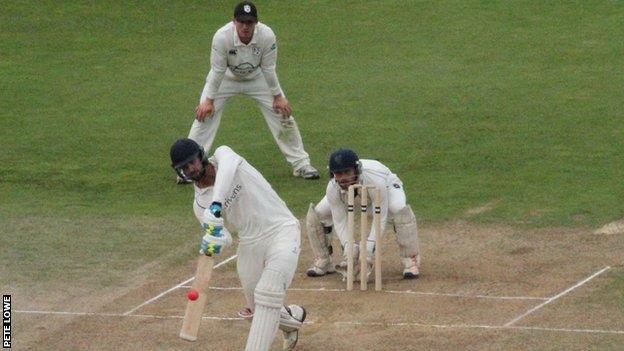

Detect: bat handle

[198,249,213,256]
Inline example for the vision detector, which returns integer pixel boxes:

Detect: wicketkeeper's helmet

[328,148,361,177]
[170,138,205,178]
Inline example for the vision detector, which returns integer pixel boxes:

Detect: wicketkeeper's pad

[393,205,420,262]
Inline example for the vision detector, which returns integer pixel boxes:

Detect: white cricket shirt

[193,146,297,244]
[202,21,283,99]
[325,159,402,242]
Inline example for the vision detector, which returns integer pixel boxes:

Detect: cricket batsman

[184,1,319,183]
[305,148,421,280]
[170,138,306,350]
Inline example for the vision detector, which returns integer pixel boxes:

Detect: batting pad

[254,268,286,308]
[245,304,281,351]
[246,268,286,350]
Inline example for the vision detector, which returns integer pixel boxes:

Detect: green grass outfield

[1,1,623,286]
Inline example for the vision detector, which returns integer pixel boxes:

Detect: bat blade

[179,254,215,341]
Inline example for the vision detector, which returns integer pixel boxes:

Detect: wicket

[346,184,382,291]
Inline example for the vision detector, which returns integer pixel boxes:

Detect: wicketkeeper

[170,138,306,351]
[305,148,421,280]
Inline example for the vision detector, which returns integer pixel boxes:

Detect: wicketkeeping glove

[199,210,232,255]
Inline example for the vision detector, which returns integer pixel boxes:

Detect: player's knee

[254,268,286,309]
[393,205,417,225]
[307,203,333,258]
[393,205,420,257]
[388,194,408,216]
[306,203,321,226]
[389,203,407,218]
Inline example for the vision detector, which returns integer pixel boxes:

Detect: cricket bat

[179,254,215,341]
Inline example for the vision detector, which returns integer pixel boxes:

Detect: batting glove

[199,210,232,255]
[209,201,223,218]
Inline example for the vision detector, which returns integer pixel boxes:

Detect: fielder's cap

[234,1,258,22]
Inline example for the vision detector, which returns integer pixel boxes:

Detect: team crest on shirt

[252,45,261,56]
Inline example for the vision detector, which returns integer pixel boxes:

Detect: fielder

[184,1,319,183]
[170,138,306,351]
[306,148,421,280]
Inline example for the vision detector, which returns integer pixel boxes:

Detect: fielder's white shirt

[202,21,283,99]
[325,159,402,242]
[193,146,297,244]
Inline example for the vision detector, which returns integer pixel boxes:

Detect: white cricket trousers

[188,75,311,170]
[237,222,301,311]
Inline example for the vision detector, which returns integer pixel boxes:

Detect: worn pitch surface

[12,221,623,350]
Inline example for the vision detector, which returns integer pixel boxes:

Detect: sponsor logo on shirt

[251,46,261,56]
[223,184,243,209]
[228,49,237,55]
[270,43,276,51]
[229,62,258,75]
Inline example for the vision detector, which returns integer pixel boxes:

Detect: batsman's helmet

[170,138,205,176]
[328,148,361,177]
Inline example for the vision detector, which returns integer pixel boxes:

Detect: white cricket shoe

[293,164,320,179]
[306,257,335,277]
[282,305,306,351]
[402,255,420,279]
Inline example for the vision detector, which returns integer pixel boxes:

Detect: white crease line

[181,285,548,301]
[16,310,243,321]
[384,289,548,301]
[504,266,612,327]
[15,310,623,335]
[122,254,238,316]
[336,321,624,335]
[510,325,624,335]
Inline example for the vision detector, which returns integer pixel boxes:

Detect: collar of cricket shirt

[233,22,259,47]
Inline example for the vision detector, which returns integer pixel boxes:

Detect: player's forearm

[211,146,244,204]
[202,69,226,101]
[367,187,388,242]
[261,44,283,96]
[203,39,227,100]
[262,70,283,96]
